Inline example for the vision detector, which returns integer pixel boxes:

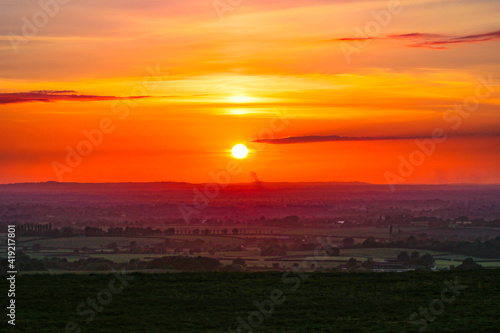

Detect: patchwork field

[6,232,500,272]
[17,235,246,248]
[283,226,425,238]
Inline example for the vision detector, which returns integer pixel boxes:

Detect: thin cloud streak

[409,30,500,49]
[0,90,199,105]
[387,33,444,39]
[0,90,150,105]
[253,133,500,144]
[254,134,431,144]
[328,30,500,49]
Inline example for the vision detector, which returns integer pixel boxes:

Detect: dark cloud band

[0,90,150,105]
[253,133,499,144]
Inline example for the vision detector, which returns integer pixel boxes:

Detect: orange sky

[0,0,499,184]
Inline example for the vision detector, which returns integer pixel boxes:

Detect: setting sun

[231,144,249,159]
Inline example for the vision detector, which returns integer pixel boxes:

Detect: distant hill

[0,181,498,205]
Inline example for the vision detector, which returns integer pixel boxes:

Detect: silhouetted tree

[347,258,358,268]
[232,258,246,266]
[362,258,374,270]
[397,251,410,263]
[418,254,434,267]
[456,257,483,270]
[342,238,355,247]
[362,237,377,248]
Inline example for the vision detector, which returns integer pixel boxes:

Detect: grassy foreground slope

[1,270,499,333]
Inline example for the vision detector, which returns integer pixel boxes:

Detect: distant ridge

[0,181,498,206]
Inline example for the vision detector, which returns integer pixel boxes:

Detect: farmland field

[1,270,499,332]
[284,227,425,238]
[339,248,445,259]
[410,227,500,239]
[13,234,500,272]
[18,237,163,248]
[17,235,246,248]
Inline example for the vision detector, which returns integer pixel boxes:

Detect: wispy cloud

[407,30,500,49]
[253,132,500,144]
[387,32,444,40]
[0,90,150,105]
[253,134,428,144]
[333,37,377,42]
[328,30,500,49]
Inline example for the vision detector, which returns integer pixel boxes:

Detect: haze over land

[1,181,499,222]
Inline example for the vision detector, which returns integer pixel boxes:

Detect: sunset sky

[1,0,499,184]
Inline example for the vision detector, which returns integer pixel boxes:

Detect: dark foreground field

[2,270,499,333]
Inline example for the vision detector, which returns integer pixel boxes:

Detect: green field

[18,237,162,249]
[18,236,246,249]
[1,270,499,332]
[12,235,500,273]
[433,258,500,269]
[283,227,425,238]
[340,248,445,259]
[260,248,450,263]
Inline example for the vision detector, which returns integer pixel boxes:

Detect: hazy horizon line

[1,180,499,186]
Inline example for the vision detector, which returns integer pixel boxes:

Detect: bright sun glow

[228,95,253,103]
[229,108,248,115]
[232,144,248,159]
